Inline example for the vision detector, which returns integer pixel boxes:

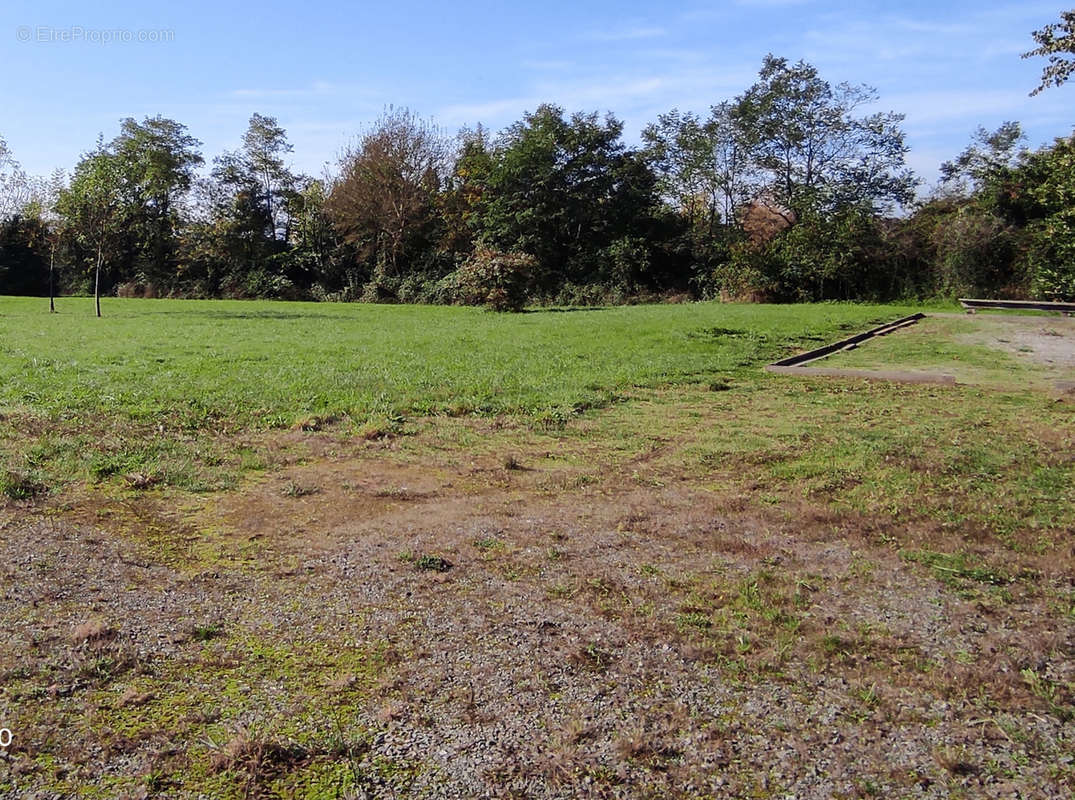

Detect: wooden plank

[959,298,1075,314]
[768,313,925,368]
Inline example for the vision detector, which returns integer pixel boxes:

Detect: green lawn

[0,296,922,492]
[0,296,917,424]
[1,295,1068,541]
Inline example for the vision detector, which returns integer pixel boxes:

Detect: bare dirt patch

[958,313,1075,369]
[2,404,1073,798]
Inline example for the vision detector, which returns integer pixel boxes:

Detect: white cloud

[230,82,336,99]
[521,59,574,71]
[885,88,1035,126]
[583,26,668,42]
[433,60,760,143]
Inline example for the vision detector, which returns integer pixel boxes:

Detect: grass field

[0,296,915,494]
[1,297,1073,798]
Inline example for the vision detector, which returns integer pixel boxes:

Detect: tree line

[1,23,1073,310]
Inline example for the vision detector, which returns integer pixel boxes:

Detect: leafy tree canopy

[1024,10,1075,95]
[480,104,659,287]
[939,121,1026,195]
[735,55,916,214]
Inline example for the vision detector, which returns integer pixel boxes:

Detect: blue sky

[1,0,1071,191]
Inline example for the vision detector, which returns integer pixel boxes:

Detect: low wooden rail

[765,313,925,370]
[959,298,1075,314]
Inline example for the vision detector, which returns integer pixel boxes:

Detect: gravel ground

[2,446,1073,798]
[961,313,1075,370]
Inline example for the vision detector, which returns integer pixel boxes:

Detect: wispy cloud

[887,17,977,36]
[435,61,759,140]
[887,89,1031,126]
[803,23,927,63]
[438,97,535,125]
[229,81,337,99]
[584,26,667,42]
[521,59,574,71]
[734,0,812,7]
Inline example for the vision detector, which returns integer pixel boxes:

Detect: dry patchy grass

[0,312,1072,797]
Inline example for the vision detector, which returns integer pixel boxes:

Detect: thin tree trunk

[95,242,102,318]
[49,248,55,313]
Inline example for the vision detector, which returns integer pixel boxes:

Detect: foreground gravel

[1,452,1072,798]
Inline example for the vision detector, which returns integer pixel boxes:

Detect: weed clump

[0,469,46,501]
[473,535,503,551]
[569,643,615,672]
[192,623,223,642]
[291,414,338,432]
[399,551,453,572]
[357,414,406,440]
[414,554,452,573]
[124,472,160,490]
[208,728,309,780]
[281,480,319,498]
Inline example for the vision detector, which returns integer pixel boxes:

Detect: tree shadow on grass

[145,309,345,321]
[522,306,609,314]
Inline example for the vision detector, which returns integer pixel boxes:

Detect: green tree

[706,56,916,301]
[894,125,1075,302]
[643,103,754,232]
[326,108,450,293]
[288,177,342,291]
[0,137,67,304]
[182,116,301,298]
[734,55,915,215]
[52,118,201,300]
[240,113,297,240]
[440,125,495,262]
[1024,10,1075,95]
[0,213,49,296]
[55,142,125,316]
[110,116,203,285]
[641,103,754,292]
[939,122,1026,196]
[1019,135,1075,299]
[182,166,278,296]
[478,104,661,291]
[0,136,31,220]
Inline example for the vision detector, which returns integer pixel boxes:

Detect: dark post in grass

[48,247,55,313]
[94,242,102,318]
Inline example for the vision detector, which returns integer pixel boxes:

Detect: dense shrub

[931,208,1025,298]
[452,248,535,312]
[716,205,889,302]
[601,235,652,291]
[241,269,298,300]
[1022,136,1075,301]
[0,214,48,296]
[1027,216,1075,300]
